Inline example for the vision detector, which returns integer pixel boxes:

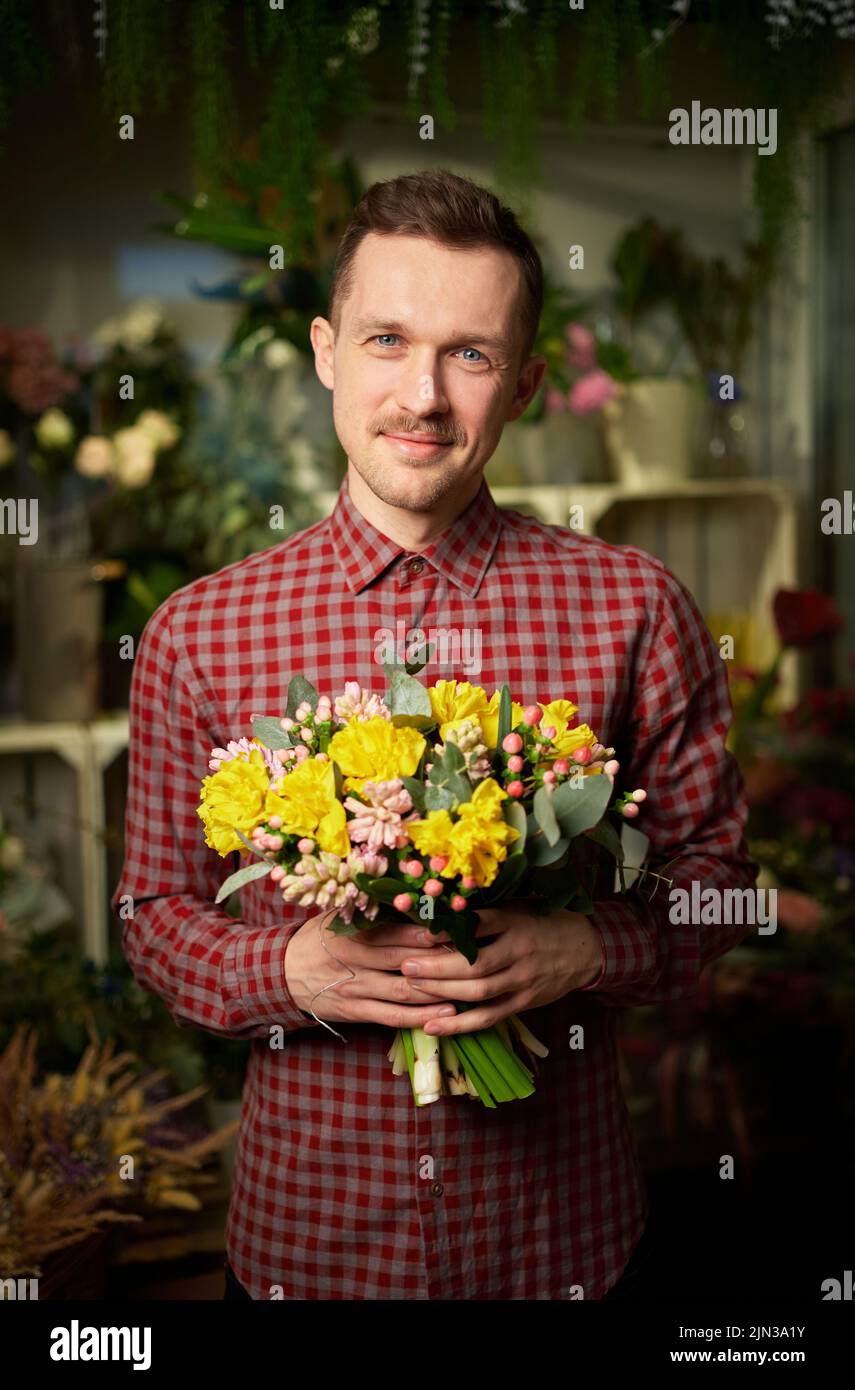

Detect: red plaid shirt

[113,477,757,1299]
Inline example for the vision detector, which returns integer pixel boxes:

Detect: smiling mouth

[380,431,454,459]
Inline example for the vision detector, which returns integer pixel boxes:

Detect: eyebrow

[349,316,512,354]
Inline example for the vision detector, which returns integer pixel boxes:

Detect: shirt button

[430,1180,444,1197]
[408,557,425,576]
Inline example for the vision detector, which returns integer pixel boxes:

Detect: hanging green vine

[0,1,851,275]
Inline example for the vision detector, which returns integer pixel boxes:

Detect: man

[114,168,757,1301]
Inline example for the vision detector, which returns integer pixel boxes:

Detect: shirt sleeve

[111,596,321,1040]
[576,559,758,1008]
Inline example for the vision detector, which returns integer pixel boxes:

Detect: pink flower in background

[544,386,568,416]
[564,322,597,371]
[568,369,618,416]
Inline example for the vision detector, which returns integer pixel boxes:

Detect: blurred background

[0,0,853,1301]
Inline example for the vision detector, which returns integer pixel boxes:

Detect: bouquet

[197,670,648,1107]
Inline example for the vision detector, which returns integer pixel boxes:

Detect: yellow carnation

[198,748,269,857]
[328,716,426,793]
[539,699,598,763]
[408,777,519,889]
[264,757,349,856]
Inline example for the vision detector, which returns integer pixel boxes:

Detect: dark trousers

[223,1223,656,1301]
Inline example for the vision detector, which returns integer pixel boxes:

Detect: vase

[601,378,702,489]
[13,556,105,721]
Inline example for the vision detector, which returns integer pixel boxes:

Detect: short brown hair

[328,168,544,366]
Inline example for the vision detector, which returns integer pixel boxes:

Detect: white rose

[0,429,15,468]
[113,426,156,488]
[136,409,181,451]
[264,338,299,370]
[120,298,164,350]
[74,435,116,479]
[34,407,75,450]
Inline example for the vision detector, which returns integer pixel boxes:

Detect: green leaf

[586,818,626,891]
[496,684,512,748]
[533,786,561,846]
[426,742,471,804]
[425,784,456,812]
[353,874,408,905]
[251,714,293,749]
[503,800,527,854]
[401,776,427,814]
[552,774,613,839]
[389,669,432,718]
[479,851,528,904]
[285,675,319,718]
[214,859,273,904]
[526,829,571,867]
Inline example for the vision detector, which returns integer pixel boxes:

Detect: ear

[310,316,335,391]
[506,354,548,422]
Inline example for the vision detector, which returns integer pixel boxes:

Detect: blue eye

[375,334,398,346]
[460,348,484,361]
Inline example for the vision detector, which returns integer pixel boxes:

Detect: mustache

[376,420,464,445]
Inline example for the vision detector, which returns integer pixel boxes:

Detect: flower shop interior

[1,1,854,1307]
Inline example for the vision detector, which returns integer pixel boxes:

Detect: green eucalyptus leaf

[251,714,293,749]
[425,783,456,812]
[215,859,273,904]
[503,800,528,854]
[285,674,319,717]
[389,669,432,718]
[552,774,613,839]
[533,786,561,846]
[586,818,627,891]
[401,776,427,814]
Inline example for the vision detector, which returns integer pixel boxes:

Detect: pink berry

[553,758,569,776]
[507,780,524,798]
[507,754,524,773]
[632,788,647,803]
[393,892,415,913]
[622,802,639,819]
[297,838,314,854]
[267,815,283,829]
[542,770,556,786]
[604,759,620,777]
[429,855,448,873]
[523,705,542,726]
[423,878,444,897]
[402,859,424,877]
[451,895,467,912]
[267,834,284,851]
[315,752,329,762]
[502,732,523,754]
[573,746,592,765]
[541,725,556,740]
[461,875,477,890]
[269,865,285,882]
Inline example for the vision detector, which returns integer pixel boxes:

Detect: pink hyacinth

[345,779,415,851]
[334,680,391,723]
[279,848,389,925]
[208,737,286,775]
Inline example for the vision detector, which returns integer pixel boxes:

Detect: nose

[391,348,450,422]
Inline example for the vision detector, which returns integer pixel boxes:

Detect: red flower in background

[773,588,844,648]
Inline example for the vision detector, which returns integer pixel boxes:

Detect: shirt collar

[328,474,503,599]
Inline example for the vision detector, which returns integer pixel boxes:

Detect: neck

[345,463,483,551]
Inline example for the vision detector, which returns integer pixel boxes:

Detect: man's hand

[396,903,604,1035]
[284,911,460,1028]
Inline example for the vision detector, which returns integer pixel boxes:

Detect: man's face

[311,233,545,513]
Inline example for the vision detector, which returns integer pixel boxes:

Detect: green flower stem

[448,1038,497,1108]
[452,1033,515,1103]
[400,1026,418,1101]
[478,1027,535,1094]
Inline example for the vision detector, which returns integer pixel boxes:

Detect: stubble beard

[351,443,472,514]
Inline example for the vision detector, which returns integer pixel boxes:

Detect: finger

[358,921,439,949]
[415,910,517,946]
[339,967,455,1007]
[346,1000,460,1030]
[342,940,456,973]
[400,935,516,980]
[400,965,522,1003]
[421,993,523,1035]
